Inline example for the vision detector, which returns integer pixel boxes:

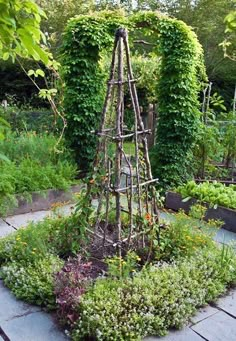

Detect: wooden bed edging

[9,184,83,216]
[165,191,236,233]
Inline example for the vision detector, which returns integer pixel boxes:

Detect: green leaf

[27,69,35,77]
[2,52,9,60]
[0,153,10,163]
[35,69,45,77]
[182,197,191,202]
[0,116,10,127]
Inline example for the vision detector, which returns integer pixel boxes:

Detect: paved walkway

[0,208,235,340]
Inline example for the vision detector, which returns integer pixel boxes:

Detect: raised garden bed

[165,191,236,233]
[195,179,236,186]
[8,184,83,216]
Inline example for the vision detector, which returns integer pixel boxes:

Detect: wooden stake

[115,30,124,258]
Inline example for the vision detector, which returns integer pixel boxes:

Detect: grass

[110,142,135,156]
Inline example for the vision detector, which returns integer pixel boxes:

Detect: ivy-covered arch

[62,10,206,185]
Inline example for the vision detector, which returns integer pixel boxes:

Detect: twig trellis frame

[89,28,159,256]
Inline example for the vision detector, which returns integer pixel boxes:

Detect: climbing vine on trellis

[62,10,206,185]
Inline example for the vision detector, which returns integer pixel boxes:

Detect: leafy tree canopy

[0,0,49,64]
[36,0,95,53]
[99,0,236,104]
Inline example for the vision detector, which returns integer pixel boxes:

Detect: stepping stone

[5,204,74,230]
[216,289,236,318]
[5,210,52,229]
[214,228,236,245]
[0,311,68,341]
[145,327,203,340]
[191,311,236,341]
[0,281,40,324]
[190,305,218,324]
[0,219,15,237]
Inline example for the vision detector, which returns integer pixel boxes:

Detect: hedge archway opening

[62,10,206,186]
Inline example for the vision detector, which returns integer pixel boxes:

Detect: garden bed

[165,191,236,233]
[9,184,83,216]
[0,209,235,340]
[195,179,236,186]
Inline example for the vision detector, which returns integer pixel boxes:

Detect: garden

[0,1,236,341]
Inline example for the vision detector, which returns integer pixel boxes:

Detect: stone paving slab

[191,310,236,341]
[4,205,74,230]
[216,289,236,318]
[190,305,219,324]
[0,281,40,324]
[1,311,68,341]
[145,327,204,340]
[0,219,15,238]
[214,228,236,245]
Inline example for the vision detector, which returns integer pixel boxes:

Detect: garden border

[8,184,83,216]
[165,191,236,233]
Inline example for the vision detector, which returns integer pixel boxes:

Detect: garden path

[0,206,235,341]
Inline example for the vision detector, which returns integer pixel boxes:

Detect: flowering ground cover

[0,207,235,340]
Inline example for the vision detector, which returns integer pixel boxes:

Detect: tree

[0,0,49,64]
[0,0,50,152]
[36,0,95,53]
[146,1,236,104]
[222,10,236,61]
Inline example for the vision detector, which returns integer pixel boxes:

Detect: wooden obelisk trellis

[90,28,159,256]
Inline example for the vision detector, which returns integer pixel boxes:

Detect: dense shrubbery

[0,132,73,164]
[153,211,220,261]
[0,132,76,216]
[0,106,56,133]
[177,180,236,210]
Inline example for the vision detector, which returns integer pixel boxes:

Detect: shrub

[0,255,63,310]
[0,106,56,133]
[0,214,84,266]
[72,246,236,340]
[55,256,100,325]
[152,211,220,261]
[0,213,86,310]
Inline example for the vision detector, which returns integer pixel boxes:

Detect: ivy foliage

[62,11,206,184]
[62,11,129,169]
[132,12,206,187]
